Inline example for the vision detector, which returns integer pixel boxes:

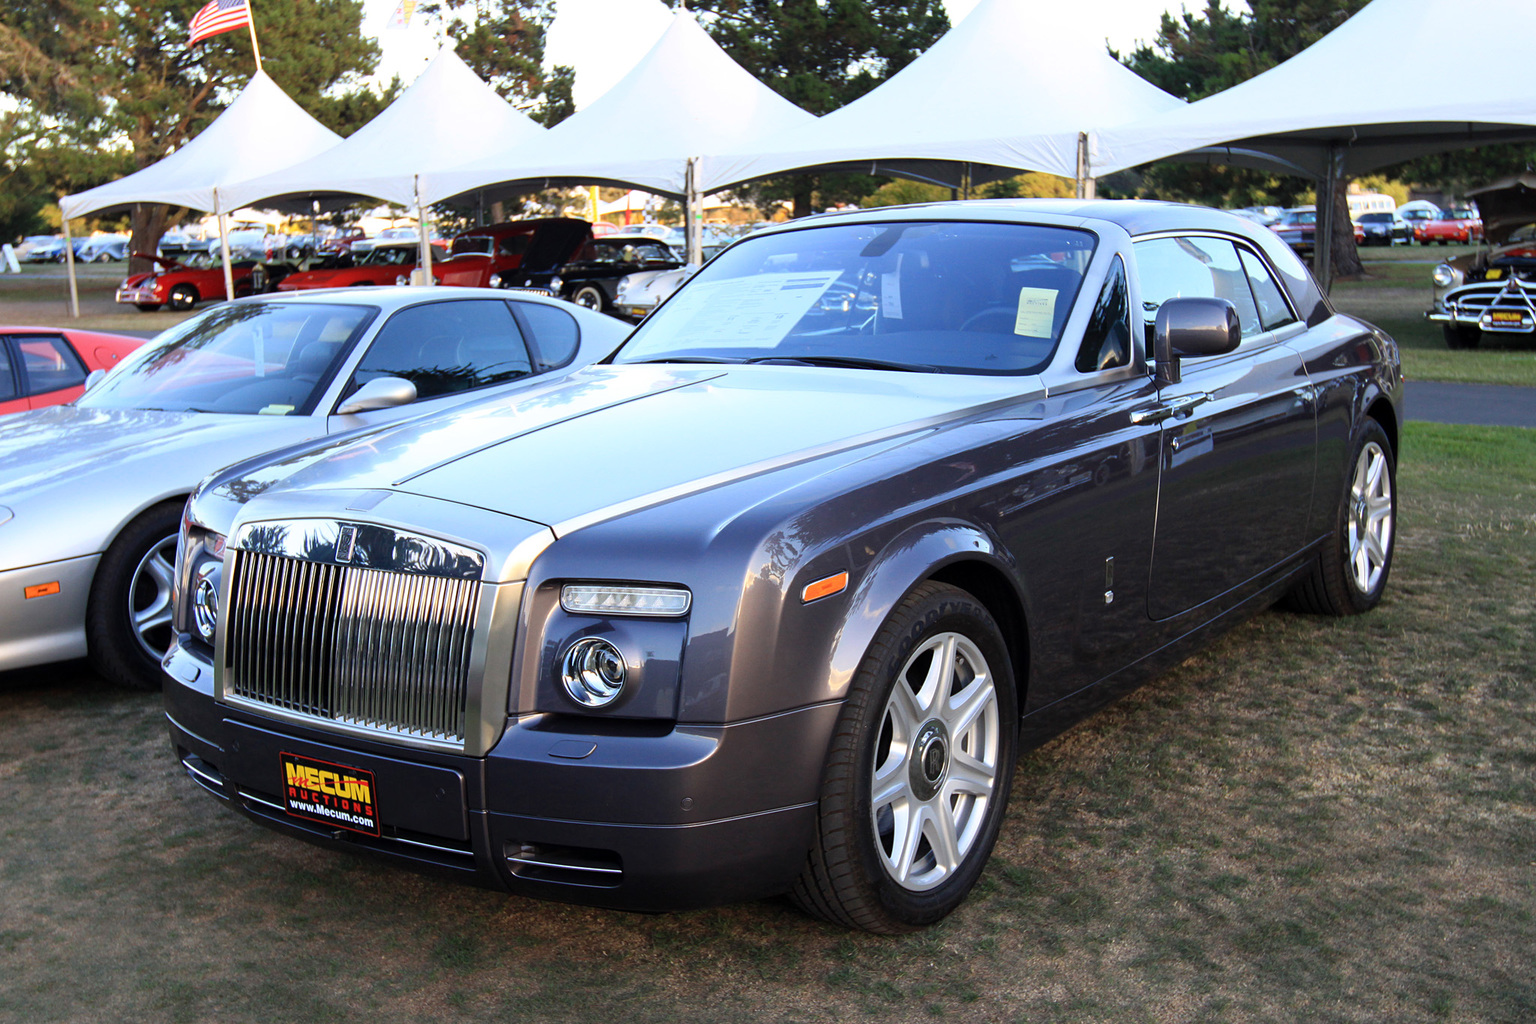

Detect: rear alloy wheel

[168,284,197,311]
[86,501,185,690]
[572,284,606,310]
[792,581,1017,933]
[1443,324,1481,350]
[1285,420,1396,616]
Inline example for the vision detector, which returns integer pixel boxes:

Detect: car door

[6,333,90,410]
[327,297,537,432]
[1133,235,1317,622]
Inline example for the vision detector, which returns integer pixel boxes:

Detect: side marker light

[802,571,849,604]
[24,581,61,599]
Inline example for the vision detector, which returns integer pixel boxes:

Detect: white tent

[702,0,1184,197]
[1089,0,1536,280]
[58,71,341,314]
[218,47,547,278]
[421,12,815,260]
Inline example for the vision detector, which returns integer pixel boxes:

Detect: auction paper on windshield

[657,271,843,349]
[1014,286,1058,338]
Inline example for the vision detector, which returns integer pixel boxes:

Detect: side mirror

[1153,297,1241,386]
[84,368,107,391]
[335,376,417,415]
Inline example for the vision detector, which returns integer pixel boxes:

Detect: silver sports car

[0,287,629,689]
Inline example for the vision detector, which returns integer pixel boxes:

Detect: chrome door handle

[1130,392,1212,425]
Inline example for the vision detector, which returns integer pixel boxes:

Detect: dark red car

[115,252,289,312]
[1416,208,1482,245]
[0,326,145,415]
[432,219,593,290]
[276,242,447,292]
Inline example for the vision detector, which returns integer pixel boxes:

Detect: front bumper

[1426,281,1536,334]
[115,285,163,305]
[0,554,100,672]
[162,639,831,912]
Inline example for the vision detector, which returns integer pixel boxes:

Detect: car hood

[0,406,320,565]
[221,364,1039,536]
[1469,173,1536,246]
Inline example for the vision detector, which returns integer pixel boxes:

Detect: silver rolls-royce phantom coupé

[164,200,1402,932]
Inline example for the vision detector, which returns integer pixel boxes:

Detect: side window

[1134,236,1263,340]
[354,300,532,401]
[16,335,87,395]
[512,301,582,371]
[0,343,15,399]
[1238,247,1298,332]
[1075,256,1132,373]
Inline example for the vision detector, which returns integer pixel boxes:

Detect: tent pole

[684,158,703,265]
[416,176,434,285]
[216,189,236,304]
[62,215,80,318]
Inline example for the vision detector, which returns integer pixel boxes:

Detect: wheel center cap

[909,720,950,801]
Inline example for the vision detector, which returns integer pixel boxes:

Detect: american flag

[189,0,251,46]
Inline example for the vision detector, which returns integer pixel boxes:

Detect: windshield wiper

[627,356,744,364]
[743,355,935,373]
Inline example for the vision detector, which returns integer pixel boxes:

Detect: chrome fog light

[561,637,627,708]
[192,562,221,641]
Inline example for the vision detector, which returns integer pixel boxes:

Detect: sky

[361,0,1238,111]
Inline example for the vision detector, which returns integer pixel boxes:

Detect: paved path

[1405,381,1536,428]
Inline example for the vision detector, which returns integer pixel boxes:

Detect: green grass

[1,422,1532,1023]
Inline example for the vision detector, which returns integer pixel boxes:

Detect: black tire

[1285,419,1396,617]
[86,501,185,690]
[1443,324,1481,350]
[135,303,162,312]
[168,284,197,311]
[791,581,1018,933]
[572,284,606,310]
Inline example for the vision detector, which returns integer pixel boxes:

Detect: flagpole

[246,0,263,72]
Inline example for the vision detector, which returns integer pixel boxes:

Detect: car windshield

[1284,210,1316,225]
[78,301,374,415]
[360,245,416,266]
[614,220,1094,375]
[1361,213,1393,224]
[591,240,674,261]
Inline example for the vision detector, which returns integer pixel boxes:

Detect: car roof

[225,285,588,315]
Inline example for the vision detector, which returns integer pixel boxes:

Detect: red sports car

[115,252,288,312]
[0,326,145,415]
[432,219,593,290]
[1416,208,1482,245]
[276,242,447,291]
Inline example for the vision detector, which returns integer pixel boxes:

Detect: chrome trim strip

[239,788,286,812]
[511,856,621,876]
[390,835,475,858]
[179,755,225,793]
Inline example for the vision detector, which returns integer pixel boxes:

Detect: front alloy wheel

[792,581,1017,933]
[1347,438,1394,597]
[86,501,185,689]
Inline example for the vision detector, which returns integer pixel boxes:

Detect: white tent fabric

[702,0,1184,194]
[219,47,546,213]
[1091,0,1536,178]
[422,12,815,204]
[60,71,341,220]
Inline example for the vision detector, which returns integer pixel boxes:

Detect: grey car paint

[164,200,1400,926]
[0,286,628,675]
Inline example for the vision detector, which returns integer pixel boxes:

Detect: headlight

[561,637,627,707]
[192,562,221,641]
[1432,263,1458,288]
[488,273,504,288]
[561,583,691,617]
[549,275,563,292]
[394,274,409,286]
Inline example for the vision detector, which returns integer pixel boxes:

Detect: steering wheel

[959,305,1018,332]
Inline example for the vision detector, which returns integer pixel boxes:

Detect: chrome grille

[224,549,481,745]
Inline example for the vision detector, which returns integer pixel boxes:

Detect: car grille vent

[504,840,624,888]
[224,549,481,746]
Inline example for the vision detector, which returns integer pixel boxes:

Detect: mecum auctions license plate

[279,751,381,836]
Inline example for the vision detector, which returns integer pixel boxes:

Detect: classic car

[1415,206,1481,245]
[0,288,628,691]
[611,244,727,322]
[78,235,131,262]
[14,235,60,261]
[434,219,594,292]
[317,229,367,256]
[1356,211,1410,246]
[1426,174,1536,348]
[24,236,88,263]
[276,242,447,291]
[159,230,212,259]
[1271,205,1316,254]
[551,235,684,312]
[116,251,293,311]
[164,200,1402,933]
[0,326,145,415]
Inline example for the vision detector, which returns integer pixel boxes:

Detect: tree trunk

[792,175,815,219]
[1329,177,1364,279]
[128,203,170,276]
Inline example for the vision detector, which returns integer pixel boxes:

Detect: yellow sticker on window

[257,404,294,415]
[1014,287,1057,338]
